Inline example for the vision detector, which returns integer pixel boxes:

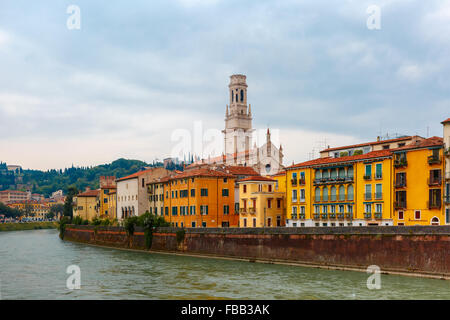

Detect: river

[0,229,448,299]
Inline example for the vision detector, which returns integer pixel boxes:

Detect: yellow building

[443,118,450,225]
[147,178,165,217]
[285,149,394,227]
[73,189,100,221]
[98,176,117,220]
[8,201,50,220]
[238,176,286,227]
[393,136,446,225]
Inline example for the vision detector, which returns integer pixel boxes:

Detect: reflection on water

[0,229,449,300]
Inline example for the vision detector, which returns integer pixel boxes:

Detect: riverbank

[0,221,58,232]
[63,225,450,280]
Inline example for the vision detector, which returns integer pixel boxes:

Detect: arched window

[240,89,244,102]
[347,185,354,200]
[347,166,354,178]
[236,93,238,102]
[322,170,330,179]
[323,187,329,201]
[431,217,440,226]
[339,168,345,178]
[339,185,345,201]
[315,188,321,202]
[330,169,337,179]
[330,186,337,201]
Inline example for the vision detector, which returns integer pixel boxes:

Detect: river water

[0,229,448,300]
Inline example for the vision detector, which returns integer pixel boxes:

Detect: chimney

[377,136,380,142]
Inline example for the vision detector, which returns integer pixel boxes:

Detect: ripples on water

[0,229,448,300]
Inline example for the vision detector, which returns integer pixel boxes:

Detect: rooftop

[320,136,417,153]
[77,189,100,197]
[238,176,275,183]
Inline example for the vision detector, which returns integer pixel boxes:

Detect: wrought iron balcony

[337,214,345,220]
[299,214,306,220]
[364,213,372,219]
[395,180,406,188]
[329,213,336,219]
[345,213,353,220]
[394,159,408,168]
[428,177,442,186]
[427,201,441,210]
[394,201,407,209]
[374,174,383,180]
[428,156,442,165]
[291,214,298,219]
[363,174,372,180]
[313,214,320,220]
[321,213,328,220]
[374,212,382,219]
[249,208,256,214]
[239,208,247,214]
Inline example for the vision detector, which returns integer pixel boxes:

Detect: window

[267,218,272,227]
[376,204,382,214]
[365,164,372,178]
[415,210,421,220]
[365,204,372,213]
[243,185,247,193]
[314,205,320,214]
[365,184,372,200]
[267,199,272,209]
[223,178,228,183]
[375,184,382,199]
[202,222,207,228]
[323,205,328,214]
[446,209,450,224]
[253,218,256,227]
[348,205,353,214]
[268,184,272,192]
[192,222,196,228]
[382,145,390,150]
[200,205,208,215]
[315,188,321,202]
[300,189,305,202]
[223,205,230,215]
[375,163,382,179]
[347,185,354,200]
[292,206,297,218]
[243,218,247,227]
[339,205,344,213]
[172,207,178,216]
[165,207,169,216]
[191,189,195,197]
[240,89,244,102]
[292,189,297,202]
[201,188,208,196]
[234,202,239,214]
[277,199,281,208]
[142,178,145,188]
[339,185,345,201]
[104,198,108,203]
[331,205,336,213]
[222,189,229,197]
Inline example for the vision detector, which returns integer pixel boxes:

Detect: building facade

[0,190,30,204]
[162,168,237,228]
[238,176,286,227]
[73,189,100,221]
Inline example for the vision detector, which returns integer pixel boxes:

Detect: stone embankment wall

[63,225,450,279]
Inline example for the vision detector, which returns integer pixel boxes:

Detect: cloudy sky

[0,0,449,170]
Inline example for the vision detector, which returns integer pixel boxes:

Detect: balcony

[321,214,328,220]
[313,213,320,220]
[345,213,353,220]
[363,174,372,180]
[394,201,407,209]
[374,192,383,200]
[364,213,372,219]
[374,212,382,219]
[313,176,353,185]
[445,196,450,205]
[427,201,441,210]
[291,214,298,219]
[299,179,306,186]
[428,177,442,186]
[374,174,383,180]
[337,213,345,220]
[395,180,406,188]
[428,156,442,165]
[394,159,408,168]
[364,193,372,201]
[249,208,256,214]
[329,213,336,219]
[239,208,247,214]
[299,214,306,220]
[291,179,298,187]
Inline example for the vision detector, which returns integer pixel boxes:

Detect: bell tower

[223,74,253,158]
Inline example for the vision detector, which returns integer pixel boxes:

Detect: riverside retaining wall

[63,225,450,278]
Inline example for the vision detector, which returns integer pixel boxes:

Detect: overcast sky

[0,0,449,170]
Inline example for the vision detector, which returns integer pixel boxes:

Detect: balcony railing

[345,213,353,220]
[364,193,372,200]
[313,214,320,220]
[239,208,247,214]
[374,212,382,219]
[249,208,256,214]
[428,156,442,165]
[337,213,344,219]
[374,192,383,200]
[428,177,442,186]
[445,196,450,205]
[291,179,298,186]
[364,213,372,219]
[329,213,336,219]
[394,201,407,209]
[313,176,353,185]
[291,214,298,219]
[394,159,408,168]
[374,174,383,180]
[321,213,328,220]
[299,179,306,186]
[395,180,406,188]
[299,214,306,220]
[363,174,372,180]
[427,201,441,210]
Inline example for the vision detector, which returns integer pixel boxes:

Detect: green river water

[0,229,448,299]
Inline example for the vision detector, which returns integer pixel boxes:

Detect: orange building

[162,168,237,228]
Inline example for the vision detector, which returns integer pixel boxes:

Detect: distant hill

[0,158,183,197]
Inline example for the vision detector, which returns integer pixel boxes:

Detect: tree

[48,203,64,220]
[63,186,78,218]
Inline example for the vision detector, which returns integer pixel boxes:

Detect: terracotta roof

[393,136,443,152]
[116,168,156,182]
[163,168,234,182]
[220,166,259,176]
[77,189,100,197]
[287,150,393,169]
[271,171,286,177]
[321,136,418,153]
[441,118,450,124]
[238,176,275,183]
[0,190,27,194]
